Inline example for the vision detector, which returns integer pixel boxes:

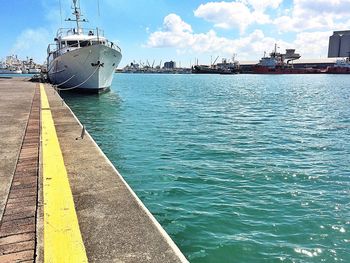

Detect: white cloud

[293,31,331,58]
[147,14,290,60]
[7,0,64,63]
[295,0,350,15]
[146,13,333,60]
[194,1,282,33]
[243,0,283,11]
[11,28,51,63]
[163,13,193,33]
[194,2,253,32]
[147,14,193,48]
[274,0,350,32]
[192,0,349,35]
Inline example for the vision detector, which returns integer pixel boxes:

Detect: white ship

[24,58,41,74]
[0,67,22,74]
[0,56,22,74]
[28,68,41,74]
[47,0,122,93]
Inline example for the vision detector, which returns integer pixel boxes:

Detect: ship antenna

[97,0,100,17]
[73,0,81,33]
[59,0,63,26]
[97,0,101,29]
[66,0,88,34]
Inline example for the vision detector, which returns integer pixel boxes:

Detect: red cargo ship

[253,44,326,74]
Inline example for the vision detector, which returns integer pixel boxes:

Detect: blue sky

[1,0,348,67]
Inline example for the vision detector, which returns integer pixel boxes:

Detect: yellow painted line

[41,84,50,109]
[40,84,88,263]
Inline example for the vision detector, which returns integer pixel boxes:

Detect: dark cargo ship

[192,57,240,74]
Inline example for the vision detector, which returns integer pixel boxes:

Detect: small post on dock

[80,125,85,139]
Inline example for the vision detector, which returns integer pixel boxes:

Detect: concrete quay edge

[41,83,189,263]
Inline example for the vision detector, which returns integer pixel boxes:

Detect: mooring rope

[56,63,100,91]
[55,74,76,87]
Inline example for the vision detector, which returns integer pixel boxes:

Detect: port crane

[211,56,219,67]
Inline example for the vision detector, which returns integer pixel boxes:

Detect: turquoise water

[0,74,36,77]
[63,74,350,263]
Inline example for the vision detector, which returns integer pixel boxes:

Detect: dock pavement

[0,77,188,263]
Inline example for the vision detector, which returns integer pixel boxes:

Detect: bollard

[81,125,85,139]
[76,125,85,140]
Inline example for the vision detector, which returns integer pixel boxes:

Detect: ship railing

[47,37,121,58]
[56,28,105,38]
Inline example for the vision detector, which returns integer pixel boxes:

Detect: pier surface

[0,78,188,263]
[0,78,39,262]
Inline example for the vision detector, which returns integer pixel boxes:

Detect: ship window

[67,41,79,47]
[80,41,90,47]
[91,41,99,45]
[61,41,66,48]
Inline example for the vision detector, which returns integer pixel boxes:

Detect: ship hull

[48,44,122,92]
[326,67,350,74]
[0,69,22,74]
[192,66,238,74]
[253,66,326,74]
[28,68,41,74]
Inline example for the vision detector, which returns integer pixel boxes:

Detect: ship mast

[66,0,87,34]
[73,0,81,33]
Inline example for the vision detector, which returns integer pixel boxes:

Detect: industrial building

[328,30,350,57]
[164,61,176,69]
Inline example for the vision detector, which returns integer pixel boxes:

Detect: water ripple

[64,74,350,263]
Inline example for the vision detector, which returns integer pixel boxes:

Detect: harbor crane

[212,56,219,67]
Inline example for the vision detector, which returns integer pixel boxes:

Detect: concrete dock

[0,77,188,263]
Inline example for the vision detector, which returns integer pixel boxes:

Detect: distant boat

[192,65,239,74]
[28,68,41,74]
[23,58,41,74]
[253,44,326,74]
[192,58,240,75]
[0,56,22,74]
[0,67,22,74]
[326,57,350,74]
[47,0,122,93]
